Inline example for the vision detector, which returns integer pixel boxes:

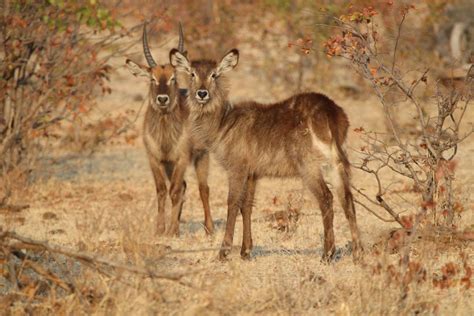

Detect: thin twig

[354,199,395,222]
[391,12,406,72]
[0,204,30,212]
[23,259,74,292]
[352,185,404,227]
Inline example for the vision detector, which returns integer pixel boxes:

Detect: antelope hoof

[218,248,230,261]
[165,227,179,237]
[205,222,215,235]
[156,224,166,236]
[352,242,364,264]
[240,248,252,260]
[321,249,336,264]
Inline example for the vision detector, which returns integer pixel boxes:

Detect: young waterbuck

[125,24,214,236]
[169,48,363,261]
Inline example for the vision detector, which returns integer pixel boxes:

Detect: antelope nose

[156,95,169,105]
[197,90,208,99]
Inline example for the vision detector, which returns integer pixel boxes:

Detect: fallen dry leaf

[43,212,58,220]
[118,192,134,202]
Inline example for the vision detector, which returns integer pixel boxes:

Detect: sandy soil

[2,30,473,315]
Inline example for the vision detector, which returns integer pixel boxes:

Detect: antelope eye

[211,73,217,79]
[191,72,196,78]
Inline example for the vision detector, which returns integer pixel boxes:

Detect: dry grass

[2,122,473,314]
[1,20,473,315]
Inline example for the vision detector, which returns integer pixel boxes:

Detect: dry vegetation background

[1,0,473,314]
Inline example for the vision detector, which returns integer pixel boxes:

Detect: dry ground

[2,33,474,315]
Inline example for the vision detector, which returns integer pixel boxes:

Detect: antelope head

[169,48,239,113]
[126,23,187,113]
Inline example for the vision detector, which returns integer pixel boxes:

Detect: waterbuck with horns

[169,48,363,261]
[125,23,214,236]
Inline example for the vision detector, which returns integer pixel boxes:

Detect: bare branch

[0,231,199,281]
[391,11,406,72]
[354,199,396,223]
[352,185,404,227]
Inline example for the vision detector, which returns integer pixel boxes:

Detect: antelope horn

[178,22,186,55]
[142,22,157,68]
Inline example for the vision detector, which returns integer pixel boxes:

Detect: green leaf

[87,17,97,28]
[97,8,109,20]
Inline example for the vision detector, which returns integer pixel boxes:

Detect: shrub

[320,3,473,228]
[0,0,127,206]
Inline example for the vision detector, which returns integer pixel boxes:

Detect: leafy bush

[321,3,473,228]
[0,0,127,205]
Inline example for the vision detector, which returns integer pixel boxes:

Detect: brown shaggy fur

[170,49,362,261]
[125,60,214,236]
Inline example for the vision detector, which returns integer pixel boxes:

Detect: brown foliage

[0,1,133,205]
[320,3,473,228]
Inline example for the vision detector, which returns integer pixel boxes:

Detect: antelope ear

[169,48,191,74]
[126,59,150,78]
[216,49,239,75]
